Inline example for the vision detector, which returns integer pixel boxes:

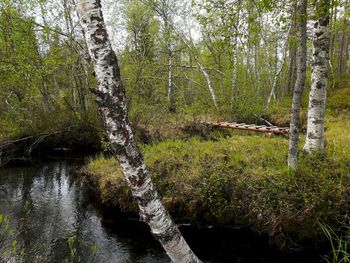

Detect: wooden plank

[202,121,289,135]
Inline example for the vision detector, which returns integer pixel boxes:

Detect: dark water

[0,161,322,263]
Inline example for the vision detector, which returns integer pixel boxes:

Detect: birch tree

[288,0,308,169]
[147,0,177,112]
[76,0,201,262]
[231,0,242,108]
[267,29,290,105]
[285,0,298,94]
[304,0,331,154]
[177,31,219,110]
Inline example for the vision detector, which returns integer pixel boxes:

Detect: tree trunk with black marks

[288,0,308,169]
[76,1,201,262]
[304,0,331,154]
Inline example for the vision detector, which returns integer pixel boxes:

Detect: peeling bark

[76,1,201,262]
[304,0,331,154]
[288,0,308,169]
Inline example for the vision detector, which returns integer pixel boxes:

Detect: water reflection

[0,161,169,263]
[0,161,323,263]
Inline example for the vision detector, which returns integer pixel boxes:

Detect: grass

[82,85,350,249]
[320,223,350,263]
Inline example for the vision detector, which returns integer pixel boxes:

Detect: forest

[0,0,349,262]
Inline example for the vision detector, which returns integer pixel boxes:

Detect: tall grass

[320,223,350,263]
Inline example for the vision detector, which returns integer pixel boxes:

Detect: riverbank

[81,87,350,250]
[0,160,325,262]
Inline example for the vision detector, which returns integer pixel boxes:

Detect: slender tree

[285,0,299,95]
[149,0,177,112]
[288,0,308,169]
[177,31,219,110]
[231,0,242,108]
[267,28,290,105]
[76,0,201,262]
[304,0,331,154]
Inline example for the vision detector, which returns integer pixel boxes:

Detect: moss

[328,86,350,115]
[83,156,135,211]
[82,86,350,248]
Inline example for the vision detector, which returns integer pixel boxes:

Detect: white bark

[304,0,330,154]
[76,1,201,262]
[194,56,219,110]
[175,32,219,110]
[167,53,173,101]
[267,27,291,105]
[232,40,239,99]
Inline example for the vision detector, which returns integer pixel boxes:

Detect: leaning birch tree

[175,30,219,111]
[288,0,308,169]
[76,0,201,262]
[304,0,331,154]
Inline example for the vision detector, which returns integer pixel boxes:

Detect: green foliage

[328,88,350,115]
[66,236,81,263]
[84,104,350,247]
[0,213,22,260]
[320,223,350,263]
[125,0,159,60]
[0,2,101,147]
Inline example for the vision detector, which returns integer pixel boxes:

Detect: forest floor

[81,83,350,249]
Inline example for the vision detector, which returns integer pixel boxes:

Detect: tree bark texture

[76,1,201,262]
[288,0,308,169]
[304,0,331,154]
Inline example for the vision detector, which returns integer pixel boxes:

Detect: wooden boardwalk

[202,121,290,135]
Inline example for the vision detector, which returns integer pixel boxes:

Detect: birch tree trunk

[162,10,176,113]
[267,27,290,105]
[76,1,201,262]
[167,49,176,112]
[231,0,242,109]
[288,0,308,169]
[194,56,219,110]
[176,32,219,110]
[304,0,331,154]
[166,32,176,112]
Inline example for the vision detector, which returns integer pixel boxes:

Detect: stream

[0,160,323,263]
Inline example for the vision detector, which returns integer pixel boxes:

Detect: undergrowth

[83,85,350,248]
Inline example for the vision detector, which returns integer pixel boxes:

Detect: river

[0,160,322,263]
